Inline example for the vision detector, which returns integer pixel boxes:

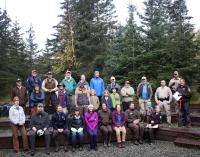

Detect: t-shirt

[116,113,122,125]
[142,84,148,100]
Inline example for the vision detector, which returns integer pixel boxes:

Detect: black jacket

[30,111,49,130]
[177,85,191,102]
[51,112,68,129]
[146,111,161,126]
[69,114,84,129]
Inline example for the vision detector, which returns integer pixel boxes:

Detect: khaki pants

[114,126,126,143]
[63,107,68,114]
[158,101,171,123]
[10,123,29,151]
[139,98,149,114]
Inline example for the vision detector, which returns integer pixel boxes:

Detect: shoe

[94,146,98,151]
[139,140,143,144]
[30,151,34,156]
[117,142,121,148]
[107,142,111,147]
[103,141,107,147]
[46,151,50,155]
[121,141,125,148]
[72,147,76,152]
[134,140,139,145]
[55,147,59,152]
[64,146,68,152]
[79,146,83,151]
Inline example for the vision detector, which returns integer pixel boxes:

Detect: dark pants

[10,123,29,151]
[87,129,97,149]
[100,125,112,143]
[128,123,144,140]
[28,129,51,152]
[45,92,57,112]
[178,101,191,127]
[145,128,157,142]
[71,130,84,146]
[52,129,69,147]
[122,101,131,111]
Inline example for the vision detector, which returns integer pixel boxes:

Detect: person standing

[26,69,42,97]
[90,89,100,111]
[51,105,70,152]
[42,72,58,112]
[155,80,173,125]
[106,76,121,94]
[121,81,135,111]
[28,103,51,156]
[61,70,77,112]
[137,76,153,115]
[112,105,126,148]
[176,79,191,127]
[77,74,90,91]
[98,103,113,147]
[9,96,29,153]
[125,103,144,145]
[110,88,121,111]
[84,104,98,151]
[90,71,105,101]
[101,90,113,111]
[11,78,28,108]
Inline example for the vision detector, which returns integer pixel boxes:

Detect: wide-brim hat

[57,83,65,88]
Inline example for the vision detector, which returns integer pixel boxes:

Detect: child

[101,90,113,110]
[90,89,100,111]
[110,88,121,111]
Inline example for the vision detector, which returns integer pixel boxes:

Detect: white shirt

[9,105,25,125]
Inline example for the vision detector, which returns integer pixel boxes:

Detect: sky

[0,0,200,49]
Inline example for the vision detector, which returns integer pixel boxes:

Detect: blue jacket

[101,96,113,110]
[51,112,68,129]
[90,77,105,97]
[26,76,42,95]
[30,92,45,107]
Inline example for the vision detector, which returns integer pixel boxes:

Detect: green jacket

[110,93,121,109]
[61,77,77,96]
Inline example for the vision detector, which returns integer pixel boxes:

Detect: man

[125,103,144,145]
[169,71,181,113]
[137,76,153,115]
[28,103,50,156]
[155,80,173,125]
[42,72,58,111]
[61,70,77,112]
[98,103,113,147]
[26,69,42,100]
[121,81,135,111]
[11,78,28,108]
[51,105,70,152]
[176,79,191,127]
[106,76,121,94]
[90,71,105,101]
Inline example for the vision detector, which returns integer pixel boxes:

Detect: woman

[101,90,113,111]
[69,107,85,152]
[9,96,29,153]
[30,83,45,114]
[90,89,100,111]
[110,88,121,111]
[112,104,126,148]
[84,104,98,150]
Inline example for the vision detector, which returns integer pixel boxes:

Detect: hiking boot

[117,142,122,148]
[139,140,143,144]
[121,141,125,148]
[134,140,139,145]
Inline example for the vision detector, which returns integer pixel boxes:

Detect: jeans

[71,130,84,146]
[87,129,97,148]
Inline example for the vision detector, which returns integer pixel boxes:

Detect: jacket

[90,77,105,97]
[125,108,141,123]
[30,111,49,130]
[75,87,90,106]
[121,86,135,102]
[112,111,126,127]
[177,85,191,102]
[98,109,112,126]
[69,114,84,129]
[90,96,100,110]
[30,91,45,107]
[146,111,161,125]
[84,111,98,131]
[9,105,25,125]
[106,83,121,93]
[56,89,70,108]
[61,77,77,96]
[110,93,120,109]
[51,112,68,129]
[11,86,28,106]
[101,96,113,110]
[26,76,42,95]
[137,82,152,100]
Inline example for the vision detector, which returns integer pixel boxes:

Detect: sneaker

[72,147,76,152]
[121,142,125,148]
[30,151,34,156]
[139,140,143,144]
[134,140,139,145]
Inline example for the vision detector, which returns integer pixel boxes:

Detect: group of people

[9,69,191,155]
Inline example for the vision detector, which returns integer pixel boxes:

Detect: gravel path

[0,141,199,157]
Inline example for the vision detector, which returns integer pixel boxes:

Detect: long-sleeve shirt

[26,76,42,95]
[61,77,77,96]
[112,111,126,127]
[9,105,25,125]
[11,86,28,106]
[155,86,172,103]
[51,112,68,129]
[121,86,135,102]
[90,77,105,97]
[84,111,98,131]
[30,112,49,130]
[42,78,58,92]
[30,91,45,107]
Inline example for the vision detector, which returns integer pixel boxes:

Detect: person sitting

[69,107,85,152]
[90,89,100,111]
[28,103,50,156]
[101,90,113,111]
[9,96,29,153]
[84,104,98,151]
[30,83,45,114]
[110,88,120,111]
[112,104,126,148]
[51,105,70,152]
[56,83,70,114]
[145,106,161,144]
[125,102,144,145]
[98,103,113,147]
